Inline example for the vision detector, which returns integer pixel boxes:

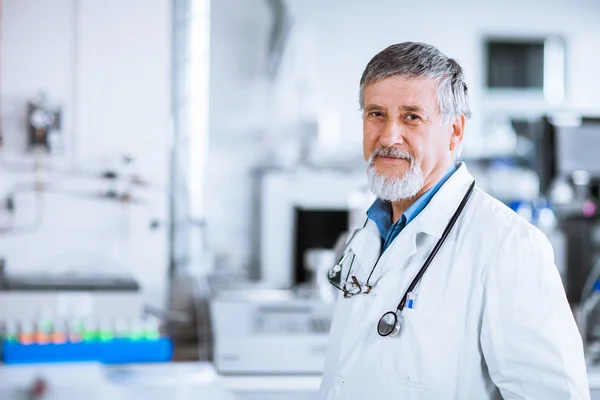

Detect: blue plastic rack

[1,338,173,365]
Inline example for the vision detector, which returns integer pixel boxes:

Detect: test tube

[2,320,18,343]
[99,320,115,342]
[144,319,161,341]
[114,318,130,340]
[51,319,67,345]
[34,320,51,345]
[18,320,35,345]
[68,319,83,343]
[130,319,144,341]
[82,319,99,342]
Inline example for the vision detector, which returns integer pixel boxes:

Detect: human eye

[369,111,384,118]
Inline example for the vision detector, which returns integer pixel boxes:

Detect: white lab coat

[320,163,590,400]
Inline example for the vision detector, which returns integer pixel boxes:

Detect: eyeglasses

[328,250,373,298]
[327,218,373,298]
[327,227,373,298]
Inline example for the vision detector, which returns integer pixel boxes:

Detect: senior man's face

[362,75,464,200]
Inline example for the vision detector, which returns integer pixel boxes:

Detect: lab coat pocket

[380,309,454,391]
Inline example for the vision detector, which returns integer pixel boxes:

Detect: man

[319,42,589,400]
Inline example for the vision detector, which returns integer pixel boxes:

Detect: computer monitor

[556,123,600,177]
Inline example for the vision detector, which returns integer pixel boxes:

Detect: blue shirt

[367,163,458,252]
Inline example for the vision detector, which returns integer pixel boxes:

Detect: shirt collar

[366,198,393,238]
[403,162,458,221]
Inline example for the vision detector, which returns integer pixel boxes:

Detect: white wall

[207,0,600,278]
[0,0,171,307]
[77,0,171,178]
[296,0,600,148]
[0,0,76,155]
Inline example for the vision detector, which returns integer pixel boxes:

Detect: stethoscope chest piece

[377,310,403,337]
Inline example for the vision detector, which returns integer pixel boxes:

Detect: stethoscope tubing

[377,180,476,337]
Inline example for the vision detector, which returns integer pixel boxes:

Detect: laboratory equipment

[0,266,173,365]
[302,248,337,304]
[582,280,600,364]
[210,290,332,374]
[259,168,367,288]
[555,123,600,178]
[533,116,600,304]
[485,37,565,101]
[493,115,600,305]
[26,92,61,152]
[0,265,143,321]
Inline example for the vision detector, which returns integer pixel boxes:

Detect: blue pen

[407,292,416,309]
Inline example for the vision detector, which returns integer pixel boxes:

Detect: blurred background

[1,0,600,398]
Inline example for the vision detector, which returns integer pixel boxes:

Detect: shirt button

[335,376,344,385]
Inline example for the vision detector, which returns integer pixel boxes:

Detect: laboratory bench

[0,361,321,400]
[4,361,600,399]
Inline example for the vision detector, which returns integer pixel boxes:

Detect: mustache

[369,147,415,165]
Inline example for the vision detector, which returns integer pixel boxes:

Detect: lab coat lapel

[368,224,418,283]
[416,162,475,239]
[359,163,475,286]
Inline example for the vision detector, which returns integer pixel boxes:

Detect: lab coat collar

[412,162,475,240]
[348,162,474,282]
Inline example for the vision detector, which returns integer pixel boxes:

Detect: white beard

[367,152,424,202]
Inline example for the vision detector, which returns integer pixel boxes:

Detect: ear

[449,114,466,152]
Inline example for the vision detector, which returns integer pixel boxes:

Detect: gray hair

[359,42,471,124]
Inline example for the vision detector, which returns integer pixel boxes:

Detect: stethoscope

[331,180,476,338]
[378,180,475,337]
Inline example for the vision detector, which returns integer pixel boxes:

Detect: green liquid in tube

[145,330,160,341]
[99,330,114,342]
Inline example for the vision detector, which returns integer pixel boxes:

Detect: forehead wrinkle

[368,77,437,107]
[400,105,423,112]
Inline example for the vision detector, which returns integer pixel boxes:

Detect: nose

[379,118,405,148]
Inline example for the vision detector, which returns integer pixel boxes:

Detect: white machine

[259,168,369,289]
[0,266,143,322]
[210,290,333,375]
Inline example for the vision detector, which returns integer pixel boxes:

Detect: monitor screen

[556,124,600,177]
[486,40,545,89]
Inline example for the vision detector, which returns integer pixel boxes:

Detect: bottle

[534,198,558,233]
[583,280,600,362]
